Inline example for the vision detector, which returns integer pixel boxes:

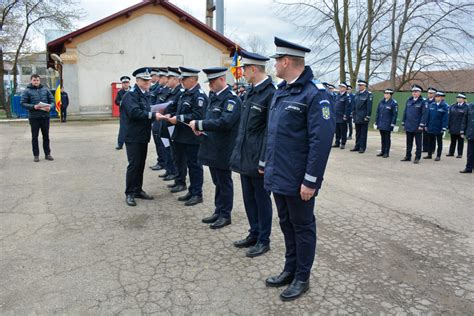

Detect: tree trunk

[365,0,373,84]
[334,1,346,82]
[389,0,398,90]
[0,47,12,118]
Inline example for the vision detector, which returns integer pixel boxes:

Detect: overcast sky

[76,0,297,53]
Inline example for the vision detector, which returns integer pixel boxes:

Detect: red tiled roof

[371,69,474,93]
[47,0,236,61]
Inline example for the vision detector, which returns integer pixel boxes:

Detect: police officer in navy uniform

[375,89,398,158]
[333,82,351,149]
[263,37,335,301]
[229,50,275,257]
[401,84,426,164]
[115,75,131,150]
[189,67,241,228]
[447,93,468,158]
[148,68,161,104]
[166,67,208,206]
[323,82,337,103]
[150,67,170,171]
[424,91,449,161]
[460,102,474,173]
[350,79,373,153]
[121,67,161,206]
[346,85,354,139]
[423,87,438,153]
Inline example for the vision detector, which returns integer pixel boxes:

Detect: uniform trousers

[426,133,443,158]
[209,167,233,219]
[448,134,464,156]
[354,123,368,150]
[125,142,148,195]
[241,175,272,245]
[405,131,422,160]
[174,142,203,197]
[274,193,316,282]
[152,121,166,166]
[379,130,392,155]
[465,140,474,171]
[335,122,348,146]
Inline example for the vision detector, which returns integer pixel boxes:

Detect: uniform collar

[250,76,272,94]
[277,66,314,90]
[215,85,229,96]
[185,83,200,94]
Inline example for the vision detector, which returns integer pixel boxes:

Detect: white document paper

[168,126,175,137]
[151,101,171,113]
[161,138,170,148]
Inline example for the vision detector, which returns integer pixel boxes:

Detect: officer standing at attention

[148,68,161,104]
[332,82,351,149]
[229,51,275,257]
[262,37,335,301]
[189,67,241,229]
[350,79,373,153]
[423,87,438,153]
[167,67,208,205]
[401,85,426,164]
[157,67,183,181]
[150,68,170,171]
[121,67,161,206]
[460,101,474,173]
[346,85,354,140]
[115,75,131,150]
[424,91,449,161]
[375,89,398,158]
[447,93,468,158]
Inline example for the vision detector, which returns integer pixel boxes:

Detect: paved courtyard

[0,120,473,315]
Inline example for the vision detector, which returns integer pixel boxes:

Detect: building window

[21,66,33,75]
[36,66,47,76]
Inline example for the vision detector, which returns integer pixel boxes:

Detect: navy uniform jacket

[122,84,156,143]
[60,91,69,108]
[448,102,467,135]
[263,66,336,196]
[172,84,208,145]
[375,98,398,131]
[230,76,275,177]
[402,96,426,132]
[334,92,351,123]
[114,88,129,116]
[155,86,171,104]
[160,85,184,138]
[461,103,474,140]
[196,86,241,170]
[352,90,373,124]
[425,100,449,135]
[149,83,162,104]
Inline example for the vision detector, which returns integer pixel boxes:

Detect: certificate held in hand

[150,101,172,114]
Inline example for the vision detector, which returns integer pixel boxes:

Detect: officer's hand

[364,117,369,122]
[418,126,423,131]
[343,116,347,121]
[155,113,164,121]
[194,130,203,136]
[258,169,264,175]
[164,114,171,119]
[189,120,196,131]
[300,184,316,201]
[168,116,177,125]
[460,134,464,139]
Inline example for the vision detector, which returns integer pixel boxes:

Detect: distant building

[46,0,237,116]
[371,69,474,93]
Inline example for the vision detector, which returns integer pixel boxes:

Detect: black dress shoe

[115,145,123,150]
[45,154,54,161]
[358,149,365,153]
[210,217,231,229]
[434,156,440,161]
[376,152,384,157]
[163,174,177,181]
[170,185,187,193]
[446,153,454,157]
[233,236,258,248]
[401,157,411,162]
[413,159,420,164]
[202,213,219,224]
[350,148,359,152]
[340,144,345,149]
[134,191,154,200]
[332,144,340,148]
[280,279,310,301]
[184,195,203,206]
[126,195,136,206]
[246,243,270,258]
[167,182,178,188]
[150,163,164,171]
[456,155,462,158]
[459,169,472,173]
[423,155,432,159]
[34,156,39,162]
[178,192,192,201]
[383,154,389,158]
[159,172,169,178]
[265,271,295,287]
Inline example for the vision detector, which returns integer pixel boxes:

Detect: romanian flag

[54,82,61,119]
[230,46,243,80]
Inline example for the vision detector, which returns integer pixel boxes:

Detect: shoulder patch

[322,105,331,120]
[199,89,204,94]
[226,102,235,112]
[197,97,204,107]
[319,99,330,105]
[315,83,326,90]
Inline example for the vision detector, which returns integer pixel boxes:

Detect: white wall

[70,13,229,115]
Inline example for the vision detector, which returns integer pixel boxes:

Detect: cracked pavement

[0,121,473,315]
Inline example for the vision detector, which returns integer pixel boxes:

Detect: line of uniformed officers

[331,81,474,173]
[114,37,336,301]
